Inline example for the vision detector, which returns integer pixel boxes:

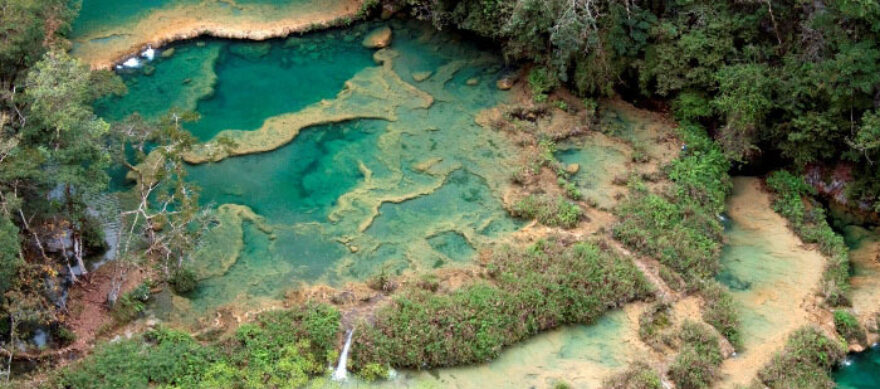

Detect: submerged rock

[363,26,392,49]
[565,163,580,175]
[160,47,175,58]
[412,71,432,82]
[466,77,479,86]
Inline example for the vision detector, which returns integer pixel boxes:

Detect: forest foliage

[389,0,880,209]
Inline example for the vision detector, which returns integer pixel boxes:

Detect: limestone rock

[566,163,580,175]
[160,47,175,58]
[413,71,432,82]
[363,26,392,49]
[496,76,515,90]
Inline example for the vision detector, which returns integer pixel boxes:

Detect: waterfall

[332,329,354,381]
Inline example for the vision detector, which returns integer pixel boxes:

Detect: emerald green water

[835,346,880,388]
[101,20,522,318]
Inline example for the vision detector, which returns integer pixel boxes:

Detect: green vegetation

[638,302,673,350]
[384,0,880,211]
[56,304,340,388]
[766,170,850,306]
[700,281,742,349]
[613,124,730,281]
[756,326,846,389]
[668,321,724,389]
[602,361,663,389]
[510,194,582,228]
[833,310,867,345]
[110,282,151,323]
[351,239,651,369]
[169,267,198,294]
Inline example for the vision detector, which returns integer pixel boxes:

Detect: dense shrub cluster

[510,194,582,228]
[351,239,651,369]
[55,304,340,388]
[833,310,867,345]
[766,170,850,306]
[613,124,730,281]
[756,327,846,389]
[668,321,724,389]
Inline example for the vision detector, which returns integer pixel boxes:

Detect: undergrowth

[351,238,652,370]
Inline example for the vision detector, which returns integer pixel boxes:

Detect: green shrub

[700,281,742,348]
[766,170,851,306]
[603,361,663,389]
[833,310,866,344]
[169,267,198,294]
[357,362,390,382]
[638,302,673,349]
[352,239,651,369]
[614,124,729,281]
[111,281,152,323]
[528,66,559,101]
[668,321,723,389]
[757,326,846,389]
[511,195,582,228]
[56,304,341,388]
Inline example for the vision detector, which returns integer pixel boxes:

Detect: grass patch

[765,170,850,306]
[511,194,583,228]
[351,239,652,369]
[833,309,866,344]
[700,281,742,349]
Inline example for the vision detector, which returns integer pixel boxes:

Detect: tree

[22,50,119,277]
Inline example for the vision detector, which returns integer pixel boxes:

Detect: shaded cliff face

[70,0,364,69]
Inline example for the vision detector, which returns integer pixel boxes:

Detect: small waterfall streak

[332,329,354,381]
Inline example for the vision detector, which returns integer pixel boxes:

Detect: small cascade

[332,329,355,381]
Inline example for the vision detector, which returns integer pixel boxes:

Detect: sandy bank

[72,0,365,69]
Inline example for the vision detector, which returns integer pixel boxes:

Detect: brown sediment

[717,177,832,388]
[72,0,366,69]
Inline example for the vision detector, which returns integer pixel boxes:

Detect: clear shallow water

[100,20,523,317]
[835,345,880,388]
[715,177,827,386]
